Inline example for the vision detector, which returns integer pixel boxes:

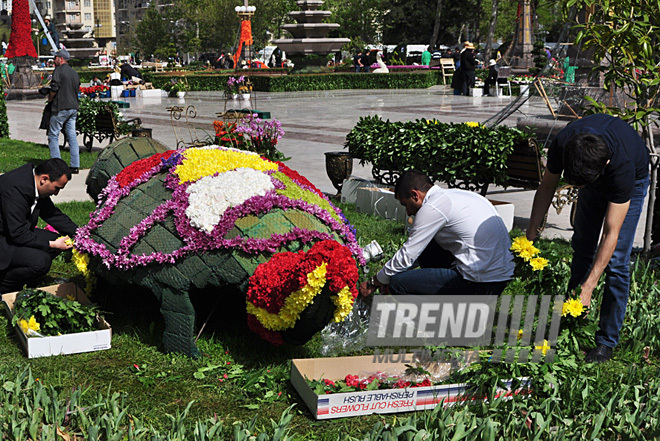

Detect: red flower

[116,151,177,187]
[5,0,37,59]
[323,379,335,387]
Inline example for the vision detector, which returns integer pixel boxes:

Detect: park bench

[79,105,142,152]
[503,138,578,229]
[142,62,165,72]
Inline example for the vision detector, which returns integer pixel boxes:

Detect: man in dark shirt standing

[527,114,650,363]
[48,49,80,174]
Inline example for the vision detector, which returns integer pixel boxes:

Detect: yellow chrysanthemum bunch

[562,298,585,318]
[465,121,481,128]
[510,236,549,271]
[176,147,278,184]
[60,236,97,294]
[18,315,40,335]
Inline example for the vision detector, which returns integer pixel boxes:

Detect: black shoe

[584,344,613,363]
[70,167,79,174]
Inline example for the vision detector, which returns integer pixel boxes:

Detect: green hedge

[0,82,9,138]
[142,71,444,93]
[345,115,529,190]
[77,70,114,83]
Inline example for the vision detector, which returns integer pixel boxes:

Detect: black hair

[562,133,611,186]
[34,158,71,181]
[394,170,433,199]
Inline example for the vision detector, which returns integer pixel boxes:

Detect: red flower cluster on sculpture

[116,151,177,188]
[5,0,37,59]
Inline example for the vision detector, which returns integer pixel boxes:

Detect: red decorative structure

[233,20,253,66]
[5,0,38,60]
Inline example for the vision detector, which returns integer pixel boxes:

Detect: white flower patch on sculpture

[185,168,274,232]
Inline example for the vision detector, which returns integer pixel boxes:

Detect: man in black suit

[0,158,77,293]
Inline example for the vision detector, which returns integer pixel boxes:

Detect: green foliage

[76,69,113,83]
[11,288,99,336]
[345,116,529,188]
[0,81,9,139]
[142,71,443,92]
[76,98,137,136]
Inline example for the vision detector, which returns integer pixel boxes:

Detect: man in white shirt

[360,171,514,296]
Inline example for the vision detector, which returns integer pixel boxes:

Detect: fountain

[61,23,98,60]
[272,0,349,72]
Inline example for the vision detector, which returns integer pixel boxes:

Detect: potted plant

[226,75,246,100]
[168,77,189,98]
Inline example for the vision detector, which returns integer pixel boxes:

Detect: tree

[135,5,172,59]
[430,0,443,48]
[324,0,384,44]
[483,0,499,62]
[569,0,660,253]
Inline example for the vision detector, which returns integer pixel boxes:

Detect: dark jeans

[389,241,509,296]
[0,230,61,293]
[568,176,649,348]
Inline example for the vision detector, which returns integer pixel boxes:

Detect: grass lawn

[2,201,660,439]
[0,139,98,172]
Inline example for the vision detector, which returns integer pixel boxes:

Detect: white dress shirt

[376,185,514,284]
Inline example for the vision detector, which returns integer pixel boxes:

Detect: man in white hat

[483,59,499,96]
[48,49,80,174]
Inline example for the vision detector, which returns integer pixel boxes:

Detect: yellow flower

[535,339,551,356]
[72,248,96,294]
[465,121,480,128]
[176,148,278,184]
[18,319,29,334]
[529,257,549,271]
[331,286,354,323]
[510,236,539,261]
[517,329,524,340]
[28,316,40,332]
[562,298,585,318]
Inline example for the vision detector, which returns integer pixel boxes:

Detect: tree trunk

[484,0,499,63]
[430,0,443,48]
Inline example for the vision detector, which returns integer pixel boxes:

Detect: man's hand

[359,277,387,297]
[49,236,73,250]
[576,285,593,308]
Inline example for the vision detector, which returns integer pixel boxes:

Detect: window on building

[85,12,91,20]
[84,0,90,6]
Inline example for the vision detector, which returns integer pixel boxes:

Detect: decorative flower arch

[5,0,38,59]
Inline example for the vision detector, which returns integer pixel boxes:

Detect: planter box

[291,355,528,419]
[136,88,162,98]
[489,199,514,231]
[355,187,407,222]
[2,283,112,359]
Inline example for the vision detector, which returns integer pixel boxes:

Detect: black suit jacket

[0,164,78,270]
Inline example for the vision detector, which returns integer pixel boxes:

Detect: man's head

[394,170,433,215]
[44,15,51,23]
[563,133,611,186]
[34,158,71,198]
[53,48,70,66]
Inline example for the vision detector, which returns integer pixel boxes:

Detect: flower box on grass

[2,283,111,359]
[291,354,528,419]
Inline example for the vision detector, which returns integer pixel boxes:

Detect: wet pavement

[6,85,650,246]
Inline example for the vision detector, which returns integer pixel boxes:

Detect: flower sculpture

[4,0,37,60]
[77,146,363,356]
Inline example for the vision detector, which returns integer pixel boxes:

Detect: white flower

[185,168,274,232]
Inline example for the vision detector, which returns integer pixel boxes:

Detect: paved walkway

[6,86,651,246]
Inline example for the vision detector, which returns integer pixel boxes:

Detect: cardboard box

[340,177,387,205]
[2,283,112,358]
[137,88,162,98]
[355,187,408,222]
[291,355,528,419]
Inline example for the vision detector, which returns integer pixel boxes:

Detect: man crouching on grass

[359,170,514,297]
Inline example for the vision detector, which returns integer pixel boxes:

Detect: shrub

[0,82,9,138]
[345,116,530,190]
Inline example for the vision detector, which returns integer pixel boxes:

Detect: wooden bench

[142,62,165,72]
[78,105,142,151]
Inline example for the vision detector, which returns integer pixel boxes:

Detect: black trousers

[0,230,62,294]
